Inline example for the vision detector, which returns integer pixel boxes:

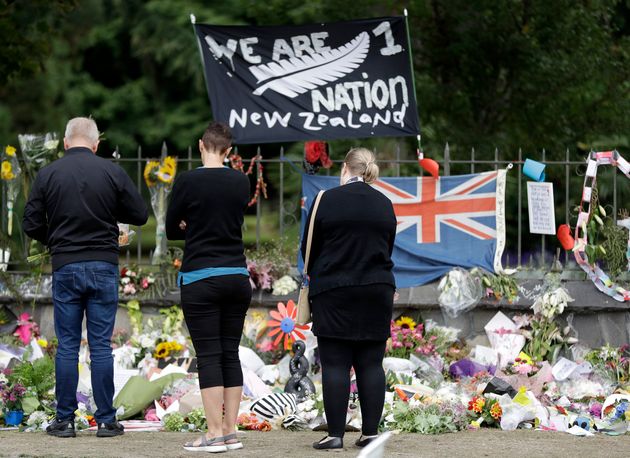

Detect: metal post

[518,148,522,267]
[256,147,261,250]
[470,148,475,174]
[540,149,546,266]
[188,145,193,170]
[136,145,143,264]
[395,143,401,176]
[494,147,499,171]
[565,148,570,265]
[279,146,284,238]
[443,143,450,176]
[613,154,618,223]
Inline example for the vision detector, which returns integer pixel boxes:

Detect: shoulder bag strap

[303,190,325,276]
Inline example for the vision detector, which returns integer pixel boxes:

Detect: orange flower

[467,396,485,414]
[490,402,502,420]
[173,259,182,269]
[266,300,309,350]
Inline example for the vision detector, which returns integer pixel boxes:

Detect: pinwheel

[267,300,309,351]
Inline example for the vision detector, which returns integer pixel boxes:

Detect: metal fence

[5,143,629,270]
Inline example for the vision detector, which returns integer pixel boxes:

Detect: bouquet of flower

[247,259,273,290]
[18,132,60,179]
[383,397,469,434]
[467,395,502,427]
[1,382,26,412]
[119,266,156,297]
[144,146,177,264]
[1,146,22,236]
[236,412,272,431]
[272,275,298,296]
[585,344,630,384]
[386,317,459,361]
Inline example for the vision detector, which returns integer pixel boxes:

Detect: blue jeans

[52,261,118,423]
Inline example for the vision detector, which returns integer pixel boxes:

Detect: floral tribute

[303,141,332,174]
[467,395,502,427]
[1,145,21,236]
[144,145,177,264]
[228,151,267,207]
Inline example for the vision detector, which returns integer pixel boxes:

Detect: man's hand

[179,220,187,231]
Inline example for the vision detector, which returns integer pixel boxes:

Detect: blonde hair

[65,117,99,146]
[344,147,379,184]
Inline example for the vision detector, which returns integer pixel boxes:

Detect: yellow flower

[157,156,177,184]
[154,342,170,359]
[37,338,48,348]
[1,161,13,180]
[395,316,416,330]
[144,161,161,187]
[5,146,16,157]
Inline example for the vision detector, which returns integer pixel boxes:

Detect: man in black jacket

[23,117,148,438]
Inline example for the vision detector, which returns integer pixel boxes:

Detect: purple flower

[589,402,602,418]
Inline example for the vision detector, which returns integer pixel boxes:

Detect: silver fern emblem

[249,32,370,98]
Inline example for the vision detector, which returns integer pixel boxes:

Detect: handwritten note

[527,182,556,235]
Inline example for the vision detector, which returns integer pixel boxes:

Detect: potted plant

[1,382,26,426]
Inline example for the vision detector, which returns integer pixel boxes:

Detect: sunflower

[490,402,502,420]
[395,316,416,330]
[467,396,485,414]
[144,160,161,187]
[1,161,14,180]
[154,342,170,359]
[267,300,309,350]
[5,146,16,157]
[157,156,177,184]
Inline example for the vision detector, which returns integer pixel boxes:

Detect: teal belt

[177,267,249,286]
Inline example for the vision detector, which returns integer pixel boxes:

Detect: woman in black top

[166,123,251,453]
[301,147,397,451]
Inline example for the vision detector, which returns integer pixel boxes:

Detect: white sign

[527,181,556,235]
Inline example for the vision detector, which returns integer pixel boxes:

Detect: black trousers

[181,275,251,389]
[318,337,386,437]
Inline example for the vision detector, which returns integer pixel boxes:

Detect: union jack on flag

[300,171,507,288]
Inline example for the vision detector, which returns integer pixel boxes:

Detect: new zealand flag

[300,171,507,287]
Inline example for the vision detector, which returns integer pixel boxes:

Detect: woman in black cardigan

[301,147,397,451]
[166,122,251,453]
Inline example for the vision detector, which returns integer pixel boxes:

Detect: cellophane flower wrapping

[1,146,22,236]
[144,154,177,264]
[18,132,59,175]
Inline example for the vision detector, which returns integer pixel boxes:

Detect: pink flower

[514,364,534,375]
[123,283,136,295]
[145,408,159,422]
[393,341,403,349]
[14,313,35,345]
[141,278,150,289]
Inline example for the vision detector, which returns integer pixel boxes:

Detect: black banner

[193,17,420,144]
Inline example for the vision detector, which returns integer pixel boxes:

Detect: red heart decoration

[557,224,575,250]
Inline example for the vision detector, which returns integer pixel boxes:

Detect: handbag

[296,190,324,325]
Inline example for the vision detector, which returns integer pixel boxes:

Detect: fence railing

[4,143,628,272]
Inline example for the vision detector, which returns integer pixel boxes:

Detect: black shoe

[355,435,378,448]
[312,436,343,451]
[46,418,76,438]
[96,421,124,437]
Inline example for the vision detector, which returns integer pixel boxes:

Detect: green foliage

[187,408,207,431]
[163,412,186,432]
[387,401,464,434]
[7,356,55,401]
[1,0,628,153]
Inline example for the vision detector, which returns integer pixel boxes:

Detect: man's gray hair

[64,117,99,145]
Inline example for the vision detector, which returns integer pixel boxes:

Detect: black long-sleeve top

[301,181,397,296]
[22,147,148,270]
[165,167,250,271]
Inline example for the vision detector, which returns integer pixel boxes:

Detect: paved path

[0,429,629,457]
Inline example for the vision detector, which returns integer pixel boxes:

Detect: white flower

[272,276,298,296]
[139,334,155,349]
[0,373,7,384]
[121,277,130,285]
[44,139,59,150]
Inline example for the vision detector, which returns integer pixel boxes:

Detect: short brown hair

[202,122,232,152]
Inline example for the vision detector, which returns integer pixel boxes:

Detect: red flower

[304,141,332,168]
